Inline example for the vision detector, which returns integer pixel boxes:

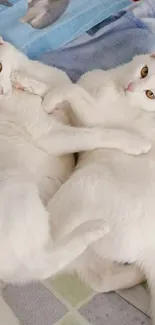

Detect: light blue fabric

[41,0,155,81]
[0,0,131,59]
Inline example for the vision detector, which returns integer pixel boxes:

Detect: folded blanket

[41,0,155,81]
[0,0,132,59]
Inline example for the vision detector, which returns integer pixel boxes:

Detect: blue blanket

[0,0,131,59]
[41,0,155,81]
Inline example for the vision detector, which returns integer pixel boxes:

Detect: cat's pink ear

[150,53,155,58]
[0,37,4,45]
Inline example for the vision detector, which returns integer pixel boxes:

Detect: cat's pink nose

[126,82,134,92]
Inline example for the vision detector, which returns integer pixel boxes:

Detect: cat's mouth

[123,87,128,94]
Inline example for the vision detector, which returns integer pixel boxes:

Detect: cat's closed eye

[146,90,155,99]
[141,66,148,78]
[0,63,2,72]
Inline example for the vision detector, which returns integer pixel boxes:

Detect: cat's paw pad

[14,82,24,91]
[12,72,25,90]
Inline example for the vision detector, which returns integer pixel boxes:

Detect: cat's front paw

[42,90,65,114]
[122,137,151,155]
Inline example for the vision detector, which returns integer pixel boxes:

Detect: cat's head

[0,37,19,97]
[123,54,155,112]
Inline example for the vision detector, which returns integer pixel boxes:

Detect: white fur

[43,54,155,323]
[0,39,149,283]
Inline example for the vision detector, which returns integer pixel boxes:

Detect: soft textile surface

[0,0,131,59]
[41,0,155,81]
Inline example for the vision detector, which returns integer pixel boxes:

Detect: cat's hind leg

[71,253,145,292]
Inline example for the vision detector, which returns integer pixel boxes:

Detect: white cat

[0,37,149,284]
[40,54,155,323]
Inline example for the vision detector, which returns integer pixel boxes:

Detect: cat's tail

[0,176,109,283]
[36,219,109,281]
